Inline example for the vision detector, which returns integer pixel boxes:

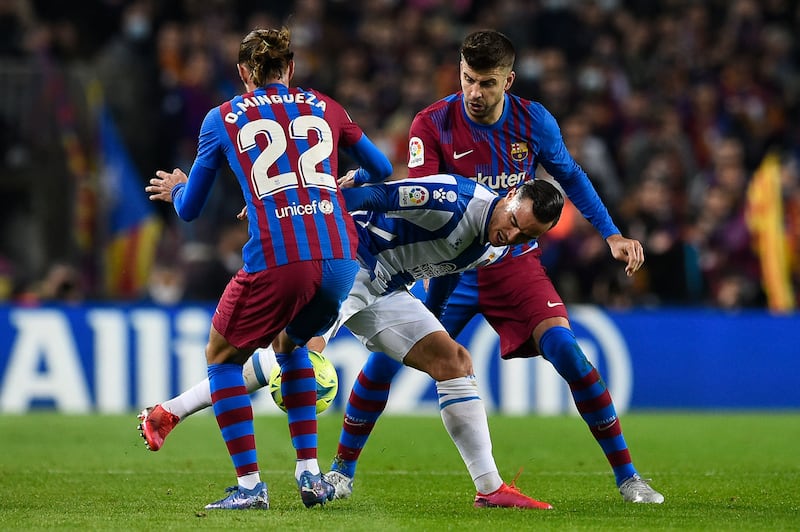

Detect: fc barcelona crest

[510,142,529,162]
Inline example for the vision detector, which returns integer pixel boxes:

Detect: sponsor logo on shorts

[275,199,334,219]
[546,300,564,307]
[398,185,430,206]
[408,136,424,168]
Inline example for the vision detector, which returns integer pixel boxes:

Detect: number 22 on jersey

[238,115,337,198]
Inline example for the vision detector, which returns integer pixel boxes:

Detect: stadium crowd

[0,0,798,310]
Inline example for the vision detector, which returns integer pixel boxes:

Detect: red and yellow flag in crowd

[97,104,162,299]
[745,152,796,313]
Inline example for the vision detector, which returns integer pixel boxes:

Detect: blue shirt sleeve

[171,110,222,221]
[342,135,393,184]
[171,164,217,221]
[341,183,391,212]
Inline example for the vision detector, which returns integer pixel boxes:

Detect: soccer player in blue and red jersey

[144,27,391,510]
[328,29,664,504]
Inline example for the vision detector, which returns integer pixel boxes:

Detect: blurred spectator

[561,110,623,210]
[619,175,700,305]
[93,0,160,185]
[0,0,798,309]
[182,222,248,302]
[687,184,763,309]
[13,262,85,304]
[146,263,186,306]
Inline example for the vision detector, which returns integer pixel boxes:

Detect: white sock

[295,459,320,480]
[238,471,261,490]
[160,349,274,420]
[161,379,211,419]
[437,376,503,494]
[242,348,276,389]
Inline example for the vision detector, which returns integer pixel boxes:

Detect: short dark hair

[460,30,515,71]
[519,179,563,227]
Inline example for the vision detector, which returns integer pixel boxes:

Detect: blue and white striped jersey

[341,174,509,294]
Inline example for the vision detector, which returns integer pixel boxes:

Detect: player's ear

[504,70,515,91]
[286,59,295,82]
[237,63,249,84]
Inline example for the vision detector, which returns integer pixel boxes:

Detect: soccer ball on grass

[268,350,338,414]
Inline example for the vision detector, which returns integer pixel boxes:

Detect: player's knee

[429,342,473,381]
[540,326,593,380]
[405,332,473,381]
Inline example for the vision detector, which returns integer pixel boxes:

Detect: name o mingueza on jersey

[223,91,328,123]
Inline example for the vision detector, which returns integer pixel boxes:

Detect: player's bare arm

[146,168,188,203]
[606,234,645,277]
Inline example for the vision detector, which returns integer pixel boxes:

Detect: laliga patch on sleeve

[398,185,430,207]
[408,136,424,168]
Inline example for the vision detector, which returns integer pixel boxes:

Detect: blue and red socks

[276,346,319,475]
[208,363,259,485]
[539,326,637,485]
[331,352,402,478]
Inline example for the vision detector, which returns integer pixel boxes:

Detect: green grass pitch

[2,411,799,530]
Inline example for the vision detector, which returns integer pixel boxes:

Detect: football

[268,350,338,414]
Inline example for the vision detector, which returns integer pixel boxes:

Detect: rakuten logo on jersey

[275,199,334,219]
[475,171,527,190]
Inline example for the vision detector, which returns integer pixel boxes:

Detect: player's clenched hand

[146,168,188,203]
[606,234,645,277]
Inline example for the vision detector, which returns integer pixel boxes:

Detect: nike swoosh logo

[597,420,616,431]
[546,300,564,308]
[453,149,473,159]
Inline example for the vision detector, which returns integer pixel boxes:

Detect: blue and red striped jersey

[192,84,363,272]
[407,92,619,242]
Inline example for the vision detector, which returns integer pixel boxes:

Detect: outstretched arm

[146,164,216,221]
